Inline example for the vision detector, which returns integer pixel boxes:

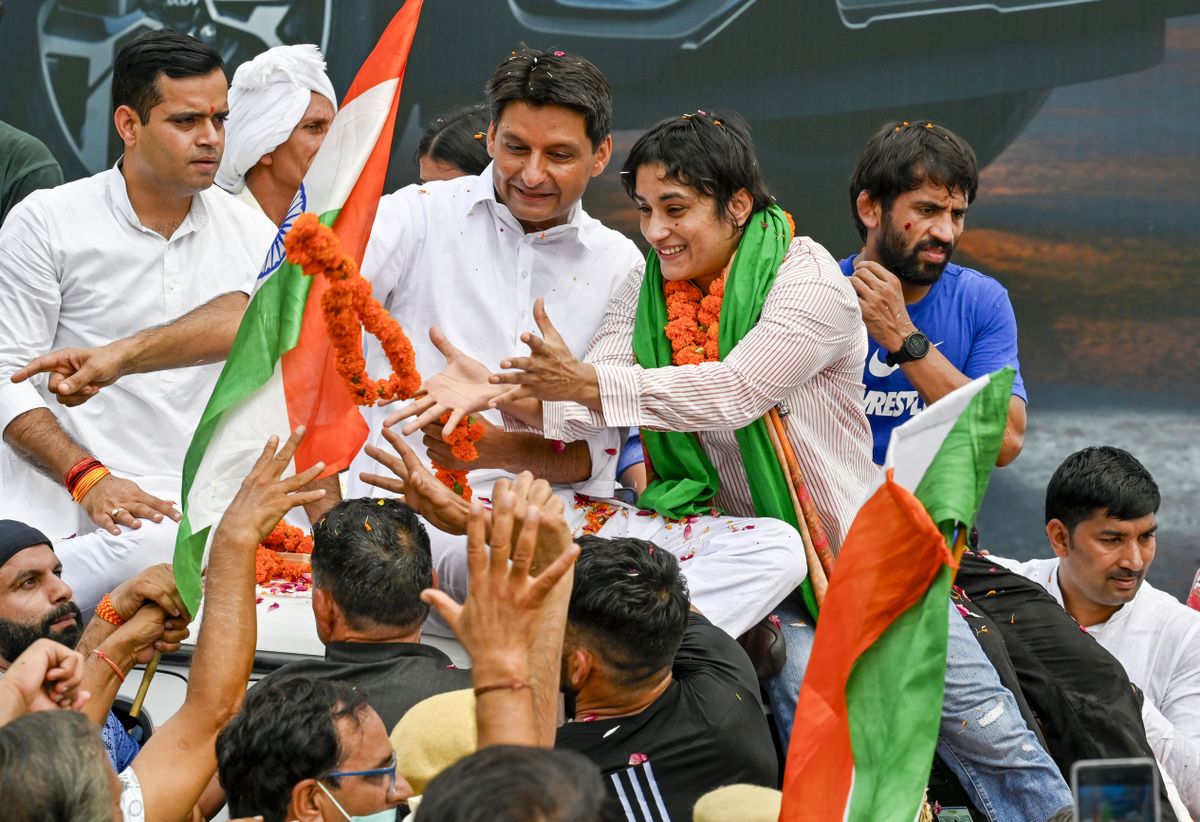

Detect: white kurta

[991,555,1200,816]
[0,166,277,608]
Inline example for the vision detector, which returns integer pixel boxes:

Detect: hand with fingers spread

[420,490,579,684]
[10,343,129,407]
[489,297,601,409]
[76,472,181,535]
[491,474,573,575]
[849,259,917,352]
[214,428,329,548]
[360,426,473,535]
[2,638,90,719]
[385,327,507,438]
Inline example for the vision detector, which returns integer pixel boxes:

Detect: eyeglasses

[323,753,399,794]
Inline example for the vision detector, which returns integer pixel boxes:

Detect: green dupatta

[631,204,818,616]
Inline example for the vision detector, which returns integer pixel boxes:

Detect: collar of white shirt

[464,163,594,251]
[105,159,209,239]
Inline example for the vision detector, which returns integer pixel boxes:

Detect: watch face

[906,333,931,359]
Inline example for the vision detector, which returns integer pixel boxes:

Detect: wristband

[473,677,529,698]
[94,593,124,627]
[68,461,111,503]
[91,649,126,684]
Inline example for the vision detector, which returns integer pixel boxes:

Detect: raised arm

[11,291,248,407]
[131,429,325,821]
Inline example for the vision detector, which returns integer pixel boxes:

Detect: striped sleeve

[593,242,860,432]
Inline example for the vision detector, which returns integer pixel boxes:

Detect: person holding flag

[409,110,1070,820]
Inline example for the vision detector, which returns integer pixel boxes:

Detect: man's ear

[568,646,594,691]
[113,105,141,148]
[855,190,882,234]
[312,587,338,638]
[590,134,613,178]
[486,121,497,159]
[288,778,325,821]
[1046,519,1072,559]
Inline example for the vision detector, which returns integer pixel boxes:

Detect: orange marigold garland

[284,213,421,405]
[664,275,724,366]
[283,213,483,499]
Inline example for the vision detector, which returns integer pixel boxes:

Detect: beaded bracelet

[94,593,124,627]
[90,649,125,684]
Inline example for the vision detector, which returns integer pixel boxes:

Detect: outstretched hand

[421,490,578,675]
[489,298,598,408]
[385,327,506,438]
[360,427,472,536]
[79,473,181,535]
[10,344,127,407]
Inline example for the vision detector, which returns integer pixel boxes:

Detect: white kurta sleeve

[0,197,61,433]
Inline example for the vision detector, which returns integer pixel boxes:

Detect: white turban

[216,44,338,194]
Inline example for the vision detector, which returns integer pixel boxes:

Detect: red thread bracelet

[91,649,125,683]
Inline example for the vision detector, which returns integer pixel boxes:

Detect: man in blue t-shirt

[844,120,1027,466]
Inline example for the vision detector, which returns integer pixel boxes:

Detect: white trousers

[424,487,808,639]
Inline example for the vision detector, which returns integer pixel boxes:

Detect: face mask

[316,780,399,822]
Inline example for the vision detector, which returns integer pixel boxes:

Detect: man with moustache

[0,520,189,772]
[0,30,277,609]
[844,120,1027,466]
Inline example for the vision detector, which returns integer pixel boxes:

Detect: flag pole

[127,649,162,718]
[764,408,828,605]
[767,408,836,580]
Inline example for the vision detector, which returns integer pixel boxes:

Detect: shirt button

[168,281,177,291]
[520,270,529,279]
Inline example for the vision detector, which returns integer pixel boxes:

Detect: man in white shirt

[0,31,277,610]
[991,446,1200,816]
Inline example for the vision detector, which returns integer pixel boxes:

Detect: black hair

[416,104,492,177]
[485,48,612,150]
[569,536,689,687]
[849,119,979,241]
[312,497,432,632]
[112,29,224,124]
[1045,446,1160,531]
[419,745,604,822]
[0,711,112,822]
[621,109,773,227]
[217,677,369,822]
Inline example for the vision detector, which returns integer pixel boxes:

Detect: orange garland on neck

[283,213,482,498]
[664,271,726,365]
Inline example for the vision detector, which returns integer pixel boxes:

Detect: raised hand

[420,491,579,675]
[849,259,917,352]
[489,297,599,407]
[385,327,507,437]
[214,428,328,547]
[5,638,89,714]
[79,474,181,535]
[10,343,128,407]
[360,426,471,535]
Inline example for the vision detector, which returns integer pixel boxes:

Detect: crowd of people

[0,20,1195,822]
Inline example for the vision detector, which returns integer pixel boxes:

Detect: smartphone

[1071,757,1160,822]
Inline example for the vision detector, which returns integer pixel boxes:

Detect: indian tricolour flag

[173,0,425,615]
[779,367,1014,822]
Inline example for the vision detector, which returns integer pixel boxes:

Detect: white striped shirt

[542,237,874,552]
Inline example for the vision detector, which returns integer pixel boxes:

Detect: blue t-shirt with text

[840,258,1027,464]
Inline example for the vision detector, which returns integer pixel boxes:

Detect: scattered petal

[267,602,280,612]
[628,753,648,766]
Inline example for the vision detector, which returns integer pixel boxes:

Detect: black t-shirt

[556,613,778,821]
[259,640,471,732]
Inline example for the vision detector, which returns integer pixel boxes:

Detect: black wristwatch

[885,331,931,366]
